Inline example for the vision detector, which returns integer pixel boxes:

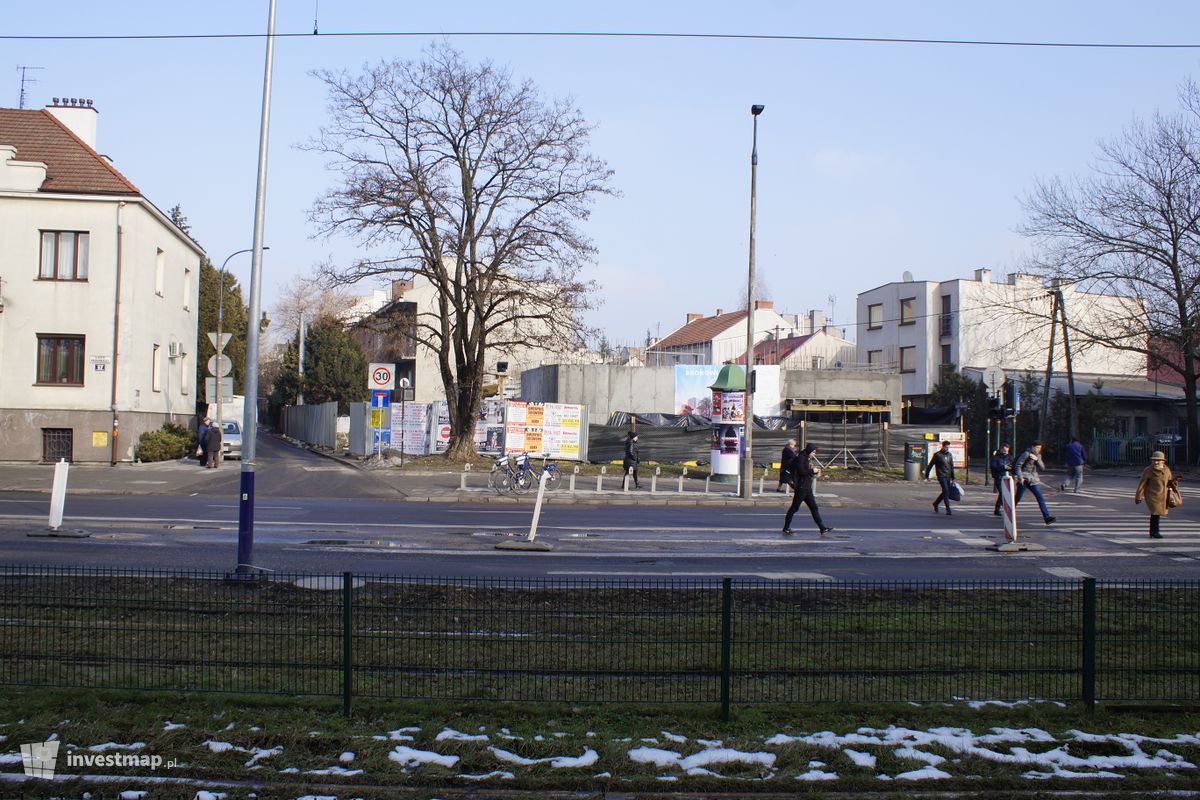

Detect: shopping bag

[949,480,964,502]
[1168,483,1183,509]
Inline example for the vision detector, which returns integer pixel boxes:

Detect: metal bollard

[678,466,687,493]
[704,475,712,494]
[651,466,661,493]
[758,467,766,496]
[597,465,606,492]
[569,464,579,493]
[459,462,472,491]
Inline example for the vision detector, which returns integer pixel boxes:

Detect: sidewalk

[0,449,1147,509]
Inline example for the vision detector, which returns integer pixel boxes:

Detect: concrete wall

[521,364,901,424]
[0,408,189,462]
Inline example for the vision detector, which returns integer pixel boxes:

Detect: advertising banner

[676,363,781,418]
[389,401,431,455]
[504,400,584,460]
[431,398,506,454]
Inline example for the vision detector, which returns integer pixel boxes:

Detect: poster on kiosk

[708,365,746,483]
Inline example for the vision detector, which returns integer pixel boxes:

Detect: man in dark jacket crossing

[782,444,833,535]
[925,440,956,515]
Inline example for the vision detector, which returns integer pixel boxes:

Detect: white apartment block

[0,100,204,462]
[856,268,1145,399]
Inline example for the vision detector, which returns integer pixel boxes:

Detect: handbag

[1168,482,1183,509]
[949,480,964,502]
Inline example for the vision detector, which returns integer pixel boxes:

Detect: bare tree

[267,270,358,351]
[1020,80,1200,460]
[306,45,614,458]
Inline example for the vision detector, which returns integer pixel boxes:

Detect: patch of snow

[639,737,658,744]
[697,738,723,748]
[844,749,877,769]
[456,770,515,780]
[656,775,678,781]
[679,748,775,771]
[163,721,187,731]
[436,727,488,742]
[0,753,23,765]
[88,741,145,752]
[895,746,946,765]
[304,765,364,776]
[593,771,611,777]
[661,731,688,743]
[389,745,459,769]
[339,751,355,763]
[278,767,299,774]
[796,769,838,780]
[894,765,952,780]
[293,796,338,800]
[119,792,147,799]
[223,722,235,731]
[628,747,681,768]
[488,746,599,768]
[194,792,227,800]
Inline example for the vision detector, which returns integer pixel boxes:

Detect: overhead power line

[1,29,1199,49]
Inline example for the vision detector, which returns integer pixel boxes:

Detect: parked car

[220,420,242,460]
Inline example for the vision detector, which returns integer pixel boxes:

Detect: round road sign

[368,363,396,390]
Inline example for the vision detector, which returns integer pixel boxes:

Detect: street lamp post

[215,247,267,436]
[742,104,764,500]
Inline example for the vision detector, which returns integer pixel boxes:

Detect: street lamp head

[751,104,765,116]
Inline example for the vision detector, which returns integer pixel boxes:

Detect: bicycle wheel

[512,467,533,494]
[543,465,561,490]
[489,465,511,495]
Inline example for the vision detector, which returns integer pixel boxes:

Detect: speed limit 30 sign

[368,362,396,391]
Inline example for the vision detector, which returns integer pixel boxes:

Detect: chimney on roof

[715,308,724,316]
[754,299,774,311]
[974,268,991,283]
[685,313,703,324]
[46,97,99,150]
[391,278,413,300]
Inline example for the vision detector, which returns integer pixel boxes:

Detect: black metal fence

[1,567,1197,717]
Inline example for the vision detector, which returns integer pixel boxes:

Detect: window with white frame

[39,231,89,280]
[180,351,189,395]
[152,344,162,392]
[183,267,192,310]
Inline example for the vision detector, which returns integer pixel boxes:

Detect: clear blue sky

[7,2,1200,346]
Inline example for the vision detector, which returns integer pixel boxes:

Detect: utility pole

[1055,288,1079,440]
[1038,291,1059,442]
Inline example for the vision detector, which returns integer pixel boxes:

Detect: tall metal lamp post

[742,103,764,499]
[215,247,267,432]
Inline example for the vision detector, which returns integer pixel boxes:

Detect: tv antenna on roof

[16,65,44,109]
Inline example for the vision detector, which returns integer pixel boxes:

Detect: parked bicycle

[512,451,561,493]
[488,453,518,495]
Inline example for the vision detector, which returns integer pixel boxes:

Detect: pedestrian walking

[204,421,223,469]
[1061,436,1087,492]
[925,440,956,516]
[990,442,1013,516]
[1135,450,1178,539]
[1014,441,1056,525]
[196,415,212,466]
[777,438,798,492]
[782,444,833,535]
[623,432,641,489]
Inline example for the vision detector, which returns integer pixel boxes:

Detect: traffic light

[1001,381,1017,418]
[988,395,1002,420]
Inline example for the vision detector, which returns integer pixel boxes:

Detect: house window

[183,267,192,310]
[899,346,916,373]
[39,231,89,280]
[867,303,883,330]
[940,344,952,366]
[180,351,189,395]
[811,356,825,370]
[37,335,85,385]
[155,248,165,296]
[1134,416,1148,438]
[867,349,883,366]
[152,344,162,392]
[899,297,917,326]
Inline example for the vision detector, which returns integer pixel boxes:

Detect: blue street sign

[372,390,391,409]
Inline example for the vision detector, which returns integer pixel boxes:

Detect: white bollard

[597,465,606,492]
[459,462,472,491]
[569,464,579,493]
[651,466,661,493]
[623,466,632,492]
[48,458,69,531]
[1002,474,1017,543]
[526,469,551,543]
[704,475,712,494]
[678,466,687,493]
[758,467,766,496]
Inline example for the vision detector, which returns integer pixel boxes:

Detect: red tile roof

[652,310,748,350]
[0,108,139,195]
[734,333,816,365]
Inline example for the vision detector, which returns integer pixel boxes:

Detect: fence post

[720,577,732,722]
[342,571,353,717]
[1082,577,1096,713]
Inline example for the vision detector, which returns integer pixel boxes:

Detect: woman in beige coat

[1134,451,1176,539]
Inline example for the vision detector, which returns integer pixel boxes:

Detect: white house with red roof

[0,99,204,462]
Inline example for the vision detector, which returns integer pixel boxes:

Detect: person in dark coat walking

[925,440,956,515]
[623,432,640,489]
[777,438,798,492]
[196,416,212,466]
[990,443,1013,516]
[782,444,833,535]
[204,422,223,469]
[1061,436,1087,492]
[1135,450,1176,539]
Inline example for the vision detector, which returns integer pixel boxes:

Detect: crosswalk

[955,483,1200,550]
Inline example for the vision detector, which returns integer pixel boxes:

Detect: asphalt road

[0,433,1196,581]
